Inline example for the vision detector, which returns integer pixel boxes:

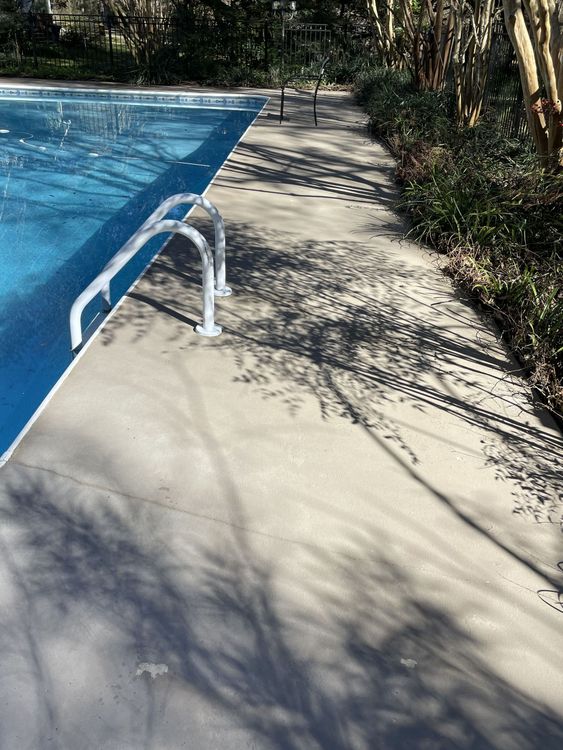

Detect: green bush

[356,67,454,148]
[356,67,563,414]
[0,0,23,58]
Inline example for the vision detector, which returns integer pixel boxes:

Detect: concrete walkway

[1,88,562,749]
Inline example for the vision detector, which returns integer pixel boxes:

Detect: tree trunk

[503,0,549,158]
[503,0,562,168]
[453,0,496,128]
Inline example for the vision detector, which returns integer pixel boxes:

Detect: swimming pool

[0,86,267,461]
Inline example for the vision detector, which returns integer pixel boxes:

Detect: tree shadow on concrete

[100,217,563,531]
[216,137,399,209]
[1,467,562,749]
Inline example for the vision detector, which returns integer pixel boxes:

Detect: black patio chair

[279,54,331,127]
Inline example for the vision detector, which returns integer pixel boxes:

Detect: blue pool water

[0,88,266,457]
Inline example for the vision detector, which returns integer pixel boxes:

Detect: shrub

[356,67,563,414]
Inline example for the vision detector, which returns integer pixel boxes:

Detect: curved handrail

[137,192,231,297]
[280,54,331,127]
[70,219,221,353]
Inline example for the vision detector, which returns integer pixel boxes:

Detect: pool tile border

[0,85,267,112]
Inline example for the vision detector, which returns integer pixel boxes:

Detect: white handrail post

[101,283,111,311]
[69,219,221,353]
[195,237,221,336]
[141,193,232,297]
[169,221,221,338]
[213,211,230,297]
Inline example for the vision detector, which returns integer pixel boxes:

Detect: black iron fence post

[29,13,38,70]
[280,14,285,73]
[106,13,114,71]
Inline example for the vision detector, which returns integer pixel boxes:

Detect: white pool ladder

[69,193,230,353]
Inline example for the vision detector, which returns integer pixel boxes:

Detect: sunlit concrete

[1,82,562,749]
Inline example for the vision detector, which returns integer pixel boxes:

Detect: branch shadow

[101,217,563,531]
[1,465,562,748]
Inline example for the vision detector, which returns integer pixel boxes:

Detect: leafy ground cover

[356,68,563,415]
[0,57,359,88]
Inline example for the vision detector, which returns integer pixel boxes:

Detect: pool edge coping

[0,85,270,467]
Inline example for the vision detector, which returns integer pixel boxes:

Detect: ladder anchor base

[214,286,232,297]
[195,323,223,337]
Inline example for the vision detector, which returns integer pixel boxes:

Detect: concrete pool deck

[1,84,562,748]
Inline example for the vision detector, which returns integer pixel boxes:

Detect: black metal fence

[1,13,267,79]
[482,20,527,141]
[284,23,331,68]
[0,12,367,83]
